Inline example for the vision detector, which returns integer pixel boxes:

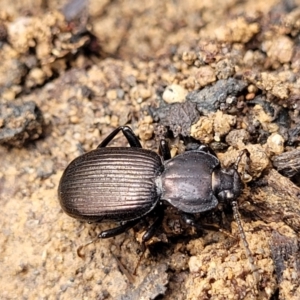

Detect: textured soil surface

[1,0,300,299]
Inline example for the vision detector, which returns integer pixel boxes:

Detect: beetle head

[212,167,244,203]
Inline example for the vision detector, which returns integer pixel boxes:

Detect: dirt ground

[1,0,300,299]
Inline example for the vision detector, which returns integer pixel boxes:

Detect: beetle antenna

[234,149,250,170]
[231,200,260,288]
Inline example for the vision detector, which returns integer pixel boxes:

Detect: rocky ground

[0,0,300,299]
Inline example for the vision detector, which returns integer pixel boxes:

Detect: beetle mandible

[58,126,245,247]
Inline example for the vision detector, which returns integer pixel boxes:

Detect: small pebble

[265,133,284,156]
[162,84,188,104]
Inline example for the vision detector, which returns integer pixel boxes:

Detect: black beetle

[58,126,245,247]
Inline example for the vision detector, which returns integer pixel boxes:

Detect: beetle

[58,125,245,247]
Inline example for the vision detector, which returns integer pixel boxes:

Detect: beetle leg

[141,207,165,245]
[181,212,196,226]
[133,207,165,275]
[98,219,140,239]
[181,135,216,155]
[180,212,209,231]
[159,139,171,160]
[97,126,142,148]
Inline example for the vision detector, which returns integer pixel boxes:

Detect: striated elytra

[58,126,244,245]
